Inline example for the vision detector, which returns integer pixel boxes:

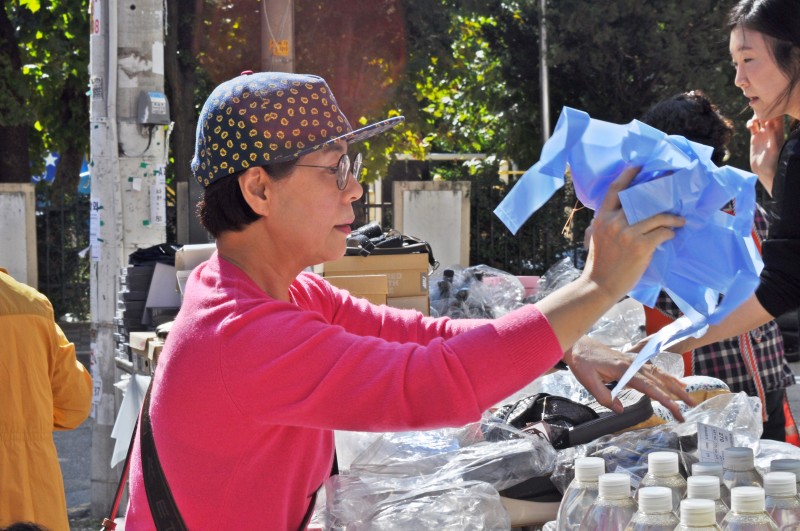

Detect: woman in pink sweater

[124,71,689,530]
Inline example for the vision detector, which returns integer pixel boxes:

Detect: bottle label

[697,422,734,463]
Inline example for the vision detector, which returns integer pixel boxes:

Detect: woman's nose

[734,65,748,88]
[346,174,364,202]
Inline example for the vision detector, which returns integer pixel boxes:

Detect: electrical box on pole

[88,0,170,517]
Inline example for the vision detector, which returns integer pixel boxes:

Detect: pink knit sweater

[124,253,560,529]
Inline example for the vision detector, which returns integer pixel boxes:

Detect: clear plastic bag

[428,264,525,319]
[321,475,511,530]
[531,257,582,302]
[550,392,761,494]
[349,420,556,492]
[320,420,556,529]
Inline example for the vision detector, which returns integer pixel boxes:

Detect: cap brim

[263,116,405,166]
[326,116,405,148]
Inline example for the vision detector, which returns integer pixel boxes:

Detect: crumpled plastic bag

[429,264,525,319]
[549,392,761,493]
[321,475,511,530]
[493,107,763,400]
[319,420,555,529]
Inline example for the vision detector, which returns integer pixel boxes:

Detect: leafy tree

[0,0,89,192]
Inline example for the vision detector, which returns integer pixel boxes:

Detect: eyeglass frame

[295,153,363,190]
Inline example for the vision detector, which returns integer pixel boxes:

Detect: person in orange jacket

[0,268,93,531]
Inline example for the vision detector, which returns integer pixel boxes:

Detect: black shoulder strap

[141,383,189,531]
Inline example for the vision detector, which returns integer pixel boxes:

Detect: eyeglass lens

[336,153,364,190]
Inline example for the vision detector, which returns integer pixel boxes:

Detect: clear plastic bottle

[769,459,800,494]
[722,447,763,492]
[637,451,687,510]
[675,498,723,530]
[556,456,605,531]
[763,471,800,528]
[687,475,729,525]
[623,486,680,530]
[578,472,638,531]
[720,486,778,530]
[694,462,732,508]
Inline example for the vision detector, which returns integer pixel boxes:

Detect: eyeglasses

[295,153,363,190]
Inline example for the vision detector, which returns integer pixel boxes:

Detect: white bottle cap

[770,458,800,478]
[692,461,723,479]
[575,456,606,482]
[730,486,766,513]
[724,447,755,472]
[680,498,716,527]
[598,473,631,499]
[648,451,679,476]
[764,471,797,497]
[687,475,721,500]
[638,486,673,513]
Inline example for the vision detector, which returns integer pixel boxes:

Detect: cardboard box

[128,331,164,367]
[129,331,158,357]
[387,295,430,316]
[147,337,164,364]
[322,253,430,297]
[326,275,388,306]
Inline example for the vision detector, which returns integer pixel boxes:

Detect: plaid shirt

[654,205,794,395]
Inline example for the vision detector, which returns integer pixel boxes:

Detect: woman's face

[267,141,364,268]
[729,26,797,120]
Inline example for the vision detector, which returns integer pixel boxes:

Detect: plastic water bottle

[636,451,686,510]
[720,486,778,530]
[687,475,729,525]
[694,461,732,508]
[623,486,679,530]
[578,472,638,531]
[763,471,800,528]
[723,447,763,491]
[556,456,605,531]
[675,498,722,530]
[770,459,800,493]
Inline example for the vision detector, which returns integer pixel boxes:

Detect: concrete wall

[0,183,38,288]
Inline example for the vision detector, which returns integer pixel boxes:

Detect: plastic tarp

[494,107,763,396]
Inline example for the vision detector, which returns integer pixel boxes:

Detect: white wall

[0,183,37,287]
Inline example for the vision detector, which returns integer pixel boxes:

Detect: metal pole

[540,0,551,142]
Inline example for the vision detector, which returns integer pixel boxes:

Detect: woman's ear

[238,167,271,216]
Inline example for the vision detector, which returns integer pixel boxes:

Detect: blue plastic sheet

[494,107,763,395]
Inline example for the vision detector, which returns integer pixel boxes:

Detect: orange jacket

[0,269,92,531]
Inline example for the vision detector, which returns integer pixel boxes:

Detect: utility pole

[539,0,551,142]
[260,0,295,73]
[88,0,169,516]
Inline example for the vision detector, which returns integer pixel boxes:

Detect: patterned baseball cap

[192,71,404,187]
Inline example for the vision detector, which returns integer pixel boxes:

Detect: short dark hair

[0,523,48,531]
[640,90,734,165]
[197,159,297,238]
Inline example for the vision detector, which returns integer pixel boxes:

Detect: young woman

[670,0,800,352]
[122,71,688,529]
[640,90,793,440]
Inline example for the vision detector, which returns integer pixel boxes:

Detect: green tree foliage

[0,0,89,190]
[393,0,753,273]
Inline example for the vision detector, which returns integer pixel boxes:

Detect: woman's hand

[536,167,684,353]
[562,336,695,422]
[582,166,685,302]
[748,116,784,196]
